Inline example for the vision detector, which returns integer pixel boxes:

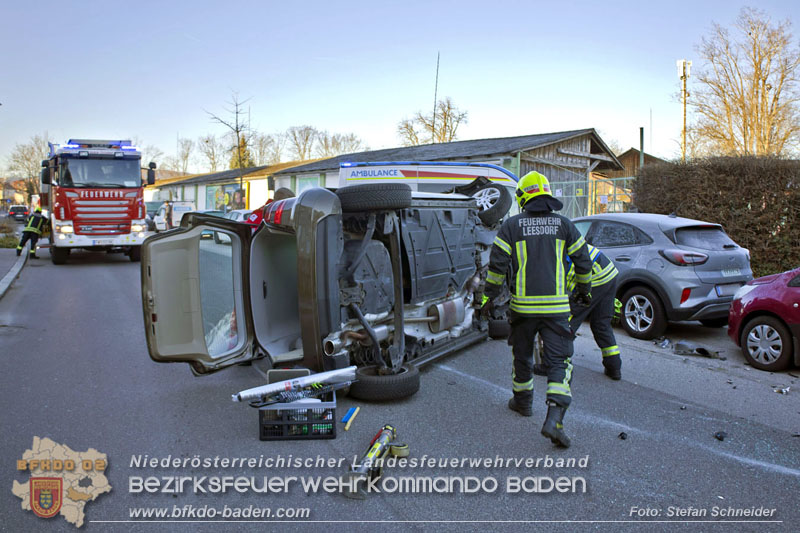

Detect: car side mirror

[40,163,51,185]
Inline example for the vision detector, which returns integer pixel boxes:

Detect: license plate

[716,283,741,297]
[92,239,113,245]
[721,268,741,277]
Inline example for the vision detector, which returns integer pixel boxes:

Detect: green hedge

[633,157,800,278]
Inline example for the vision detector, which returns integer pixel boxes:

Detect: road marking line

[436,363,800,478]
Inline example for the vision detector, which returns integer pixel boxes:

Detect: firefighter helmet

[35,206,42,213]
[515,171,552,209]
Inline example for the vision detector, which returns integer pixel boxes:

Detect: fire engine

[40,139,155,264]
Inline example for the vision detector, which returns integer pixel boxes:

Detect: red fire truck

[40,139,155,264]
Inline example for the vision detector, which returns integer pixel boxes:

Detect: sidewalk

[0,247,27,300]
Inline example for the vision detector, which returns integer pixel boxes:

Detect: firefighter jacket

[23,212,47,235]
[566,244,619,292]
[485,196,593,316]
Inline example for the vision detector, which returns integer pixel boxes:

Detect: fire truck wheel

[336,183,412,212]
[51,247,69,265]
[348,364,420,401]
[129,246,141,262]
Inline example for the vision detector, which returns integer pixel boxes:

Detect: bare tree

[207,93,252,189]
[177,137,194,174]
[197,134,225,172]
[251,132,286,165]
[287,126,318,161]
[397,97,468,146]
[7,132,50,196]
[131,137,164,167]
[691,7,800,156]
[315,131,366,158]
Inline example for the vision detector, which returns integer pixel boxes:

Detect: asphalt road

[1,253,798,532]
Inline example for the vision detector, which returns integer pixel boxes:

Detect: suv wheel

[620,286,667,340]
[348,364,420,401]
[336,183,412,212]
[740,316,793,371]
[472,184,512,226]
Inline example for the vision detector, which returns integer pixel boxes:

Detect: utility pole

[431,52,440,143]
[676,59,691,162]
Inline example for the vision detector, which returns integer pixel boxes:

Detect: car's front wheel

[620,286,667,340]
[740,316,793,371]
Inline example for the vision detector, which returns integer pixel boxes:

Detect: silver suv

[572,213,753,339]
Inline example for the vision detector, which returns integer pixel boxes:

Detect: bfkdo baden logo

[30,477,63,518]
[12,437,111,528]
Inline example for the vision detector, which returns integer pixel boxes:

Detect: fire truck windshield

[60,159,142,188]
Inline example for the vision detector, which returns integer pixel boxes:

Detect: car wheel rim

[746,325,782,364]
[473,188,499,210]
[624,295,653,333]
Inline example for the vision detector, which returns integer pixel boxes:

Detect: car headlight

[732,284,756,301]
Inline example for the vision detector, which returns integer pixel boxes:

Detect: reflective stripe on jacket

[485,208,592,316]
[566,244,619,291]
[23,213,46,235]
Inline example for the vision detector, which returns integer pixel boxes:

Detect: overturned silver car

[140,162,517,400]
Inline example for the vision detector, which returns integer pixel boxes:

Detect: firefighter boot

[541,401,571,448]
[603,356,622,381]
[507,391,532,417]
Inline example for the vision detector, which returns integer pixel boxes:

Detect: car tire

[488,319,511,339]
[347,364,420,401]
[336,183,412,212]
[129,246,141,262]
[472,183,512,226]
[51,247,69,265]
[740,316,793,371]
[620,286,667,340]
[700,317,728,328]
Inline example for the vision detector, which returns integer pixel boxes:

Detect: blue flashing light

[120,145,140,151]
[62,144,80,149]
[341,162,353,167]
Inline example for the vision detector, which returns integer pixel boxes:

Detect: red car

[728,267,800,370]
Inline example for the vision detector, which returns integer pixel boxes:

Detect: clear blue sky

[1,0,798,170]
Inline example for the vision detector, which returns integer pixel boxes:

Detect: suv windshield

[675,226,737,250]
[60,159,141,188]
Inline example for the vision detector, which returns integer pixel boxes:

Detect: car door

[586,220,647,276]
[153,207,166,231]
[141,214,261,375]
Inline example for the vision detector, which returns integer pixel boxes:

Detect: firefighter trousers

[509,313,574,408]
[17,232,39,256]
[569,278,620,370]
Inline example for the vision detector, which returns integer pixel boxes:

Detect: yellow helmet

[515,171,552,208]
[35,206,42,213]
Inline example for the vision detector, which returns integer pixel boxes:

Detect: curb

[0,251,28,300]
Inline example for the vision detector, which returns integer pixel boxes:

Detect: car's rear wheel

[740,316,793,371]
[472,183,512,226]
[700,317,728,328]
[336,183,412,212]
[620,286,667,340]
[347,364,420,401]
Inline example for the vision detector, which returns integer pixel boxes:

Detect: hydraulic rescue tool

[345,424,408,499]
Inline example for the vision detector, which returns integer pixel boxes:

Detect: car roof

[573,212,721,230]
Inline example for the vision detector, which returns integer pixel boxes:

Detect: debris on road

[673,340,726,360]
[680,405,687,410]
[788,372,799,379]
[654,336,671,349]
[714,431,728,441]
[774,386,791,395]
[618,432,628,440]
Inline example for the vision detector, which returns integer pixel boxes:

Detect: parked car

[223,209,253,222]
[153,201,196,232]
[727,267,800,370]
[144,201,163,231]
[140,162,518,400]
[572,213,753,340]
[8,205,29,222]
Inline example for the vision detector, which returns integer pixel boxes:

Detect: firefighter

[16,207,47,259]
[482,171,592,448]
[534,243,622,380]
